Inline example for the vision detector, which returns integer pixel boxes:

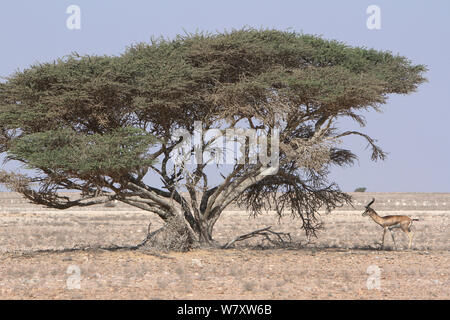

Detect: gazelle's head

[362,198,375,216]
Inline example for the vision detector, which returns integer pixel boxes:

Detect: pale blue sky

[0,0,449,192]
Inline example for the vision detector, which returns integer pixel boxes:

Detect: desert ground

[0,192,448,299]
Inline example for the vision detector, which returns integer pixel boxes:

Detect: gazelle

[362,198,419,249]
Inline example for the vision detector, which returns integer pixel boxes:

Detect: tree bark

[197,220,215,245]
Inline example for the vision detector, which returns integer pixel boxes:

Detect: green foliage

[0,28,427,137]
[354,187,367,192]
[8,127,157,178]
[120,29,427,125]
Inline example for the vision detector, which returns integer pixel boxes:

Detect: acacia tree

[0,29,426,250]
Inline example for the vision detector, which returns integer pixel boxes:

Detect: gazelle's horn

[365,198,375,208]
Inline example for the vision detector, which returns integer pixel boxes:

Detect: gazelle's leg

[400,222,410,250]
[408,232,414,249]
[401,229,412,249]
[381,228,387,249]
[389,229,396,249]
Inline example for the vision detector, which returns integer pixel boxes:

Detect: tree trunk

[197,220,215,245]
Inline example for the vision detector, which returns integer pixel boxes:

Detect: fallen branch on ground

[222,226,292,249]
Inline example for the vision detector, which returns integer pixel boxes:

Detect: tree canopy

[0,29,427,248]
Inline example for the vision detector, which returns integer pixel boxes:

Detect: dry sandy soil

[0,192,448,299]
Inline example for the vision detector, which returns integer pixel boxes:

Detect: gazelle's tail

[412,218,419,221]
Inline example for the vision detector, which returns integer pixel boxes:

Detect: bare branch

[222,226,292,249]
[335,131,387,161]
